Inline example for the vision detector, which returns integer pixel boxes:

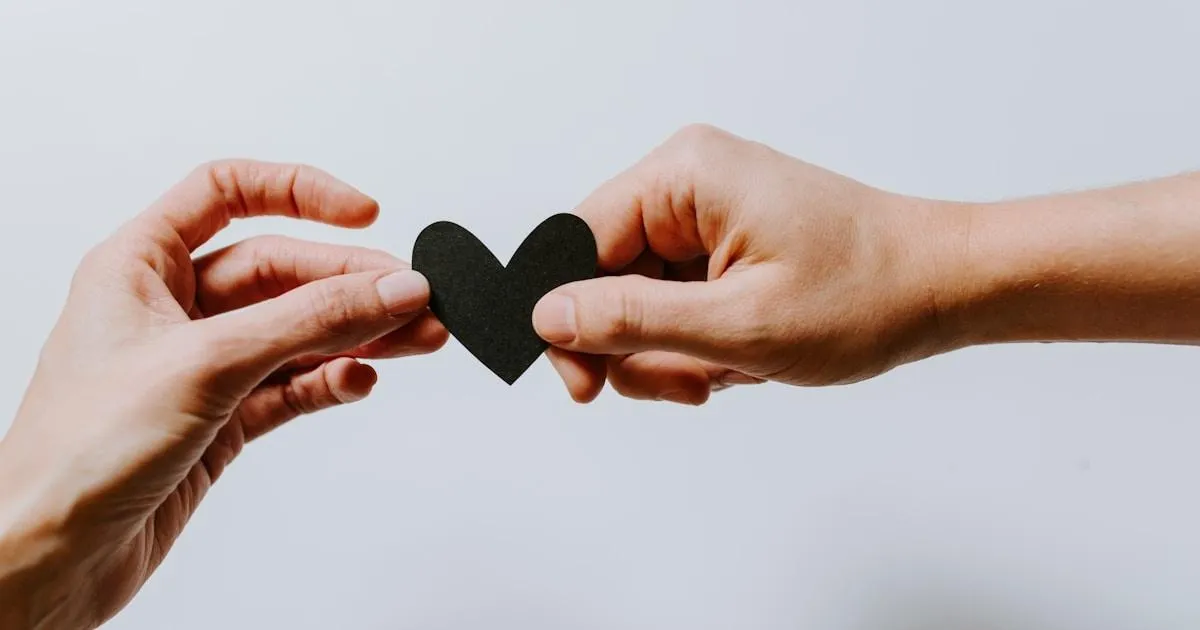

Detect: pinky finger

[235,357,378,442]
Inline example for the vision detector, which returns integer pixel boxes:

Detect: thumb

[198,268,430,380]
[533,274,754,364]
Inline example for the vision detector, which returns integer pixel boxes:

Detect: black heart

[411,214,597,385]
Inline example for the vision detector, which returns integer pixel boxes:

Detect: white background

[2,1,1200,628]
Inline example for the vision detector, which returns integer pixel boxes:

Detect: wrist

[878,194,983,360]
[890,194,1048,356]
[915,198,1013,350]
[0,441,82,629]
[918,197,1055,350]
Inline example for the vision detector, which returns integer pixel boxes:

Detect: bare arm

[938,173,1200,347]
[533,125,1200,403]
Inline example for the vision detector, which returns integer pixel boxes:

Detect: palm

[81,250,255,619]
[83,205,432,617]
[1,161,445,629]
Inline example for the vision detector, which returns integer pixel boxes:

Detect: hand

[0,161,447,628]
[534,125,955,404]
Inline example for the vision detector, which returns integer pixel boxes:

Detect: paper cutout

[412,213,597,384]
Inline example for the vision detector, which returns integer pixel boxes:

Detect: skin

[534,124,1200,403]
[0,160,447,629]
[6,124,1200,627]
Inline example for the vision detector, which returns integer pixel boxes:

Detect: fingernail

[376,270,429,315]
[533,293,577,343]
[719,372,765,387]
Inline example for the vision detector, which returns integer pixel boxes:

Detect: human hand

[534,125,957,404]
[0,161,446,628]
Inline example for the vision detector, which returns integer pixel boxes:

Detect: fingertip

[376,269,431,315]
[571,169,651,271]
[546,347,606,403]
[533,292,578,344]
[572,381,605,404]
[301,165,380,228]
[349,359,379,388]
[349,197,382,229]
[414,313,451,353]
[327,357,378,403]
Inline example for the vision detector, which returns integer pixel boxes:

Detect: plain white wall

[2,1,1200,628]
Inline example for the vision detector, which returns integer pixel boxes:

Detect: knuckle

[243,235,296,297]
[739,289,777,337]
[71,241,112,286]
[667,123,726,162]
[727,288,781,351]
[268,163,305,218]
[280,384,314,417]
[655,125,734,205]
[186,160,217,183]
[191,159,237,187]
[242,233,291,252]
[591,283,644,346]
[194,159,248,218]
[70,224,162,290]
[305,283,361,339]
[593,312,631,347]
[194,159,293,220]
[290,364,347,415]
[281,378,326,416]
[304,282,355,336]
[672,122,723,144]
[285,164,319,206]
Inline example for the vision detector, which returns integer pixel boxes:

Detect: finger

[606,352,765,405]
[142,160,379,251]
[198,268,431,380]
[606,352,719,405]
[533,273,764,365]
[282,311,449,370]
[545,347,607,403]
[193,235,405,316]
[345,311,449,359]
[574,124,747,271]
[235,357,378,442]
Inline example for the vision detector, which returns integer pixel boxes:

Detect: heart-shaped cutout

[411,214,597,384]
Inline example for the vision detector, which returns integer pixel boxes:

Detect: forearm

[934,172,1200,347]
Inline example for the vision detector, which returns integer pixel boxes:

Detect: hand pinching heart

[411,214,597,384]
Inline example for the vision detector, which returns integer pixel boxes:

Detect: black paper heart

[411,214,597,384]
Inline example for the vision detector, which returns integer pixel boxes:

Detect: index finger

[142,160,379,251]
[573,124,745,272]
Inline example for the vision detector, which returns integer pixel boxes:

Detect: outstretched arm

[938,172,1200,347]
[534,125,1200,403]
